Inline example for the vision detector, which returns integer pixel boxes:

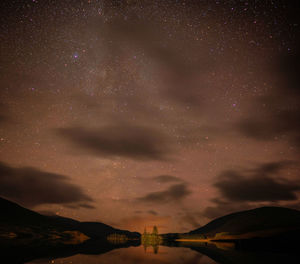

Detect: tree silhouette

[152,225,158,235]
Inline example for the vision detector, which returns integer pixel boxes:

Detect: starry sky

[0,0,300,233]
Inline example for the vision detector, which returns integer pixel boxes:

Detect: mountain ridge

[0,196,140,241]
[189,206,300,236]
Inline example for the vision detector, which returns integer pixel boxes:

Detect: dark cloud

[133,210,158,215]
[279,49,300,94]
[203,161,299,219]
[238,111,300,142]
[281,201,300,211]
[147,210,158,215]
[0,161,94,208]
[0,115,7,123]
[237,26,300,150]
[57,124,170,161]
[36,210,57,216]
[136,183,191,204]
[64,203,95,209]
[203,198,255,219]
[247,160,295,175]
[179,210,202,229]
[276,1,300,96]
[96,14,210,108]
[153,175,183,183]
[0,103,9,124]
[214,161,300,203]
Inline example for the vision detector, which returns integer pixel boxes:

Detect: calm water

[25,241,300,264]
[27,245,217,264]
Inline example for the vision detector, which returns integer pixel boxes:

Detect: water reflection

[29,245,218,264]
[6,238,300,264]
[141,226,161,254]
[143,241,159,254]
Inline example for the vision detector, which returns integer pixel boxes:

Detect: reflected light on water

[28,245,218,264]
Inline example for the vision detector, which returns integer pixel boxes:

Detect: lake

[25,240,300,264]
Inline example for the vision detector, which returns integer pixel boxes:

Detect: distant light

[73,52,79,59]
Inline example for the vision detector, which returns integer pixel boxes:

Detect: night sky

[0,0,299,233]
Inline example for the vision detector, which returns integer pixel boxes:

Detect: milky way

[0,0,299,233]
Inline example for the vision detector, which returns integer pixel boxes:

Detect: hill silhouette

[2,197,300,262]
[0,197,140,241]
[189,206,300,237]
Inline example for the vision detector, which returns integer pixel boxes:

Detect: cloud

[0,103,10,124]
[236,37,300,151]
[119,214,171,233]
[203,198,254,219]
[214,161,300,202]
[96,15,210,108]
[202,161,300,219]
[147,210,158,215]
[137,174,185,185]
[36,210,57,216]
[136,183,191,204]
[278,40,300,95]
[57,124,170,161]
[152,175,183,183]
[179,210,202,229]
[0,161,94,208]
[237,111,300,141]
[133,210,158,215]
[0,115,7,123]
[247,160,295,174]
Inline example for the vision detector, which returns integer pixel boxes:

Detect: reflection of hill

[1,238,141,263]
[163,240,300,264]
[161,206,300,263]
[162,207,300,243]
